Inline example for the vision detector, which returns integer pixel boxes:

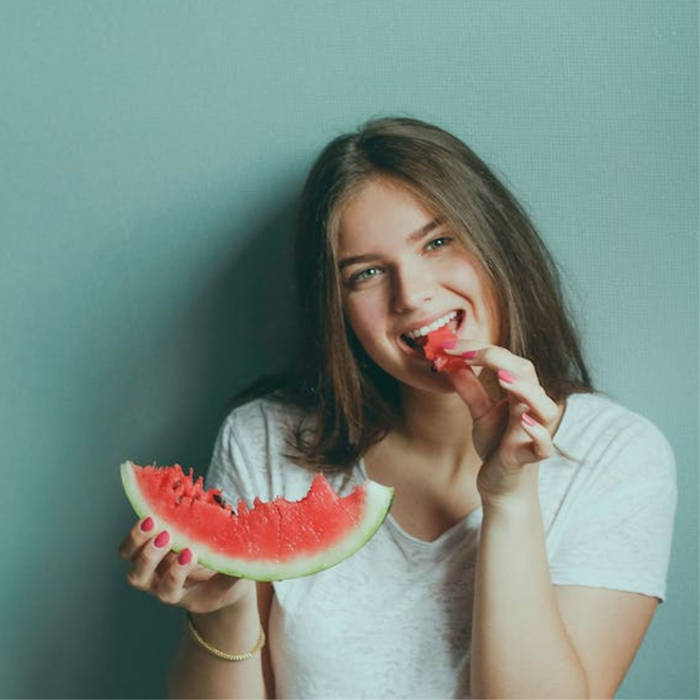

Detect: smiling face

[336,177,503,394]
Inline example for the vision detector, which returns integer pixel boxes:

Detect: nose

[391,265,436,313]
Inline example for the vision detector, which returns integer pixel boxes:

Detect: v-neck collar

[355,391,586,547]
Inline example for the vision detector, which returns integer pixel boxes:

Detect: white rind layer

[120,460,395,581]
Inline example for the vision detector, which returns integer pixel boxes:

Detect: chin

[392,364,473,394]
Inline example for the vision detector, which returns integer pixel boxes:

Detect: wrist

[480,484,541,523]
[189,584,259,638]
[191,580,257,619]
[477,460,540,512]
[188,590,261,660]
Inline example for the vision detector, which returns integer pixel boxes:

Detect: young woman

[119,116,677,699]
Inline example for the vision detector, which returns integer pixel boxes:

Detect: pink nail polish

[498,369,516,383]
[461,350,478,359]
[154,531,170,548]
[140,517,154,532]
[178,548,192,565]
[521,412,536,426]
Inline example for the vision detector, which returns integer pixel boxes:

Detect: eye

[346,236,453,286]
[349,266,381,284]
[426,236,452,250]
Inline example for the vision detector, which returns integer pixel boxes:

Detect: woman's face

[336,177,502,394]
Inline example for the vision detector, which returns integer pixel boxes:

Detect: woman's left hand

[441,341,563,504]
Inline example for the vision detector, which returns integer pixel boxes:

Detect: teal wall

[1,1,697,697]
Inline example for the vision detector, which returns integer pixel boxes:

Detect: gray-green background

[1,1,697,698]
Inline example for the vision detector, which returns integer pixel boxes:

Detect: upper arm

[256,581,276,700]
[554,584,659,699]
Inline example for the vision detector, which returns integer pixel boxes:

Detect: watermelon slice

[120,461,394,581]
[415,324,465,373]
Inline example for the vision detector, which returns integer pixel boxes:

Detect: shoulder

[557,390,676,483]
[223,394,281,428]
[208,395,320,503]
[562,390,659,434]
[221,394,308,443]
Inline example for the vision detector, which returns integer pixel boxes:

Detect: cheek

[477,277,503,343]
[343,299,374,341]
[448,253,501,334]
[443,251,479,286]
[344,292,381,324]
[343,298,387,353]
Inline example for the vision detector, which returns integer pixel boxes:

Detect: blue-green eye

[350,267,380,283]
[426,236,451,250]
[348,236,452,285]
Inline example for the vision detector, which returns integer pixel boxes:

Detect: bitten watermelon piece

[120,461,394,581]
[416,324,465,373]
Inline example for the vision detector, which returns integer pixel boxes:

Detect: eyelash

[348,236,453,285]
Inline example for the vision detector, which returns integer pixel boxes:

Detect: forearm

[166,596,266,699]
[470,472,589,699]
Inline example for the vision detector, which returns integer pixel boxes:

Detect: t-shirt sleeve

[203,405,273,508]
[549,419,678,603]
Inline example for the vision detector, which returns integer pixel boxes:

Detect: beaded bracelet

[187,612,266,662]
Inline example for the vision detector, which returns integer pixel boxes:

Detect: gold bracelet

[187,612,266,662]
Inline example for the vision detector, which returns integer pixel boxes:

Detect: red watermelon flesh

[120,461,394,581]
[415,324,465,373]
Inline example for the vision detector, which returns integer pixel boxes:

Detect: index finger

[445,362,494,420]
[118,516,158,560]
[444,342,531,378]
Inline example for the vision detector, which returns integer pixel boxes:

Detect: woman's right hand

[118,517,257,614]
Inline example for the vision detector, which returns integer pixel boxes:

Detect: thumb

[447,364,493,420]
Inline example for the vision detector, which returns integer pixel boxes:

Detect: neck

[391,370,504,481]
[392,378,492,481]
[399,391,473,448]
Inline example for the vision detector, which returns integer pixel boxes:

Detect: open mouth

[398,309,465,357]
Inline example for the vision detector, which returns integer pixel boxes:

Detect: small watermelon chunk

[120,461,394,581]
[418,324,465,373]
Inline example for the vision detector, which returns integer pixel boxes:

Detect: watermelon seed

[172,480,181,490]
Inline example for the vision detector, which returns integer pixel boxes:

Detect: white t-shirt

[204,390,677,699]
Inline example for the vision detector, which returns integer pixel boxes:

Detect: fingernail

[461,350,478,359]
[521,412,536,426]
[154,531,170,548]
[140,517,154,532]
[178,548,192,565]
[498,369,516,383]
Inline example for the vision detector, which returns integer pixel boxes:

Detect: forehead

[335,178,437,251]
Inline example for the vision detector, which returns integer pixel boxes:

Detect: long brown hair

[227,116,595,474]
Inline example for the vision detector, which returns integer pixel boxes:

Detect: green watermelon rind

[120,460,395,582]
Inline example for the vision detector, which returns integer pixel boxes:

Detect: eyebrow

[337,216,445,270]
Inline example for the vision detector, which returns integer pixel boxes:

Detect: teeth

[406,311,458,339]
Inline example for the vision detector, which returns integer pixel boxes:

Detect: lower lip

[398,310,464,358]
